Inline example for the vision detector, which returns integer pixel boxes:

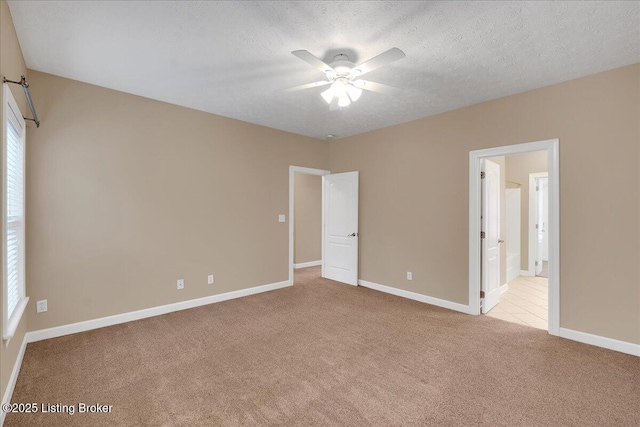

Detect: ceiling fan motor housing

[328,54,357,79]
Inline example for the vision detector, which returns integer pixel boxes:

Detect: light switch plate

[278,214,286,222]
[407,272,413,281]
[177,279,185,290]
[208,275,214,285]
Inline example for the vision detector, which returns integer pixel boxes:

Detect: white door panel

[482,160,501,313]
[539,177,549,262]
[535,179,543,275]
[533,176,548,276]
[323,172,359,285]
[505,188,521,283]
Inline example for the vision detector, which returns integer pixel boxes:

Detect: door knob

[498,240,505,243]
[348,233,358,237]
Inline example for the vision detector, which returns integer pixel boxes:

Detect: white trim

[2,297,28,344]
[294,260,322,269]
[26,280,291,343]
[358,279,472,315]
[559,328,640,357]
[519,270,534,277]
[499,283,509,295]
[469,139,560,336]
[288,166,330,286]
[1,333,28,426]
[528,172,548,277]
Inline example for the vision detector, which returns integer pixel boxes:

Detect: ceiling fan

[280,48,406,110]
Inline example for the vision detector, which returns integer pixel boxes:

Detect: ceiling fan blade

[329,97,340,111]
[291,50,335,74]
[353,80,404,96]
[353,48,405,76]
[279,80,331,93]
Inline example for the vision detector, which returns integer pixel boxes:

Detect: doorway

[479,155,550,329]
[288,166,330,285]
[288,167,359,287]
[469,139,559,335]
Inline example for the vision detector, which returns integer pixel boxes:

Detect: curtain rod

[2,75,40,128]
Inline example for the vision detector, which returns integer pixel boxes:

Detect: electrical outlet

[407,272,413,281]
[36,300,48,313]
[208,275,214,285]
[177,279,184,290]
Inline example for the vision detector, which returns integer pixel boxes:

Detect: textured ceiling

[7,1,640,140]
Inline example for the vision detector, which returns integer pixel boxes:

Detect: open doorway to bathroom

[484,153,549,329]
[469,139,559,335]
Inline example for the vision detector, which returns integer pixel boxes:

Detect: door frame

[288,166,331,285]
[469,139,560,336]
[528,172,549,277]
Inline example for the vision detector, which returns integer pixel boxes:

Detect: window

[3,84,28,341]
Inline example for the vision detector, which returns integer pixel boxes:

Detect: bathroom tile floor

[486,275,548,330]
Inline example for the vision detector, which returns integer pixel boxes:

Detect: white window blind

[6,118,24,318]
[3,84,28,341]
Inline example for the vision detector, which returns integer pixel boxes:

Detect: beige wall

[25,71,329,331]
[505,151,548,271]
[329,64,640,344]
[0,0,29,402]
[294,173,322,264]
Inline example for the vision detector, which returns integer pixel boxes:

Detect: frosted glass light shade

[321,88,334,104]
[346,84,362,102]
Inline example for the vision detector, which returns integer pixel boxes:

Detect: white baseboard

[1,334,28,426]
[519,270,534,277]
[559,328,640,357]
[26,280,292,343]
[358,279,472,315]
[294,260,322,269]
[499,283,509,295]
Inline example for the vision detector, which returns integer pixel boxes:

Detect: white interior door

[534,177,544,275]
[323,172,359,285]
[481,159,501,313]
[505,188,521,283]
[539,177,549,261]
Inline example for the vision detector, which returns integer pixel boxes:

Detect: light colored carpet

[6,266,639,426]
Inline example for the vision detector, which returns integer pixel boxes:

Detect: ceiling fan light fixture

[283,48,406,111]
[346,84,362,102]
[338,93,351,107]
[331,79,346,92]
[321,88,334,104]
